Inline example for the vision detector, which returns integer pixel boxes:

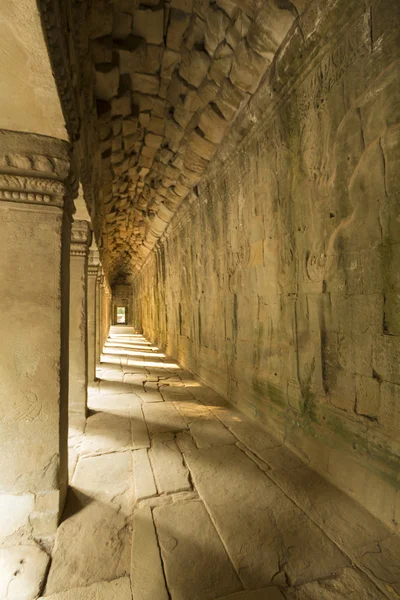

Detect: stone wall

[133,0,400,530]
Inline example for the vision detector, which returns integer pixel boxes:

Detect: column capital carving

[0,130,76,213]
[88,249,100,276]
[71,220,92,257]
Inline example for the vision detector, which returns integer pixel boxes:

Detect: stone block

[113,12,133,40]
[111,91,132,116]
[161,48,181,79]
[226,10,251,49]
[1,545,50,600]
[204,5,230,57]
[91,36,113,64]
[230,40,267,92]
[94,65,120,100]
[179,48,211,87]
[198,104,230,143]
[132,8,164,44]
[166,9,191,51]
[131,73,160,95]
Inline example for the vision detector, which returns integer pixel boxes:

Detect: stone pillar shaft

[87,249,100,384]
[69,220,91,432]
[0,130,74,543]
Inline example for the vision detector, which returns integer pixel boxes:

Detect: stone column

[0,130,74,543]
[87,249,100,384]
[95,267,102,364]
[69,221,92,432]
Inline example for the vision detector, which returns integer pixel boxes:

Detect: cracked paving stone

[133,449,157,500]
[355,535,400,596]
[149,434,191,494]
[131,402,151,449]
[99,380,135,395]
[0,544,50,600]
[153,500,242,600]
[189,416,236,448]
[282,566,388,599]
[80,411,132,455]
[131,506,169,600]
[142,401,187,434]
[185,444,348,589]
[44,452,133,595]
[40,577,132,599]
[137,381,164,403]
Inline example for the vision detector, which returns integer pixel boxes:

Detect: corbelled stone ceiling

[55,0,298,282]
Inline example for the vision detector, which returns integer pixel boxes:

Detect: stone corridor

[1,0,400,598]
[28,326,397,599]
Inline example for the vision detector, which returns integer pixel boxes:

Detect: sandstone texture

[38,330,400,599]
[132,0,400,530]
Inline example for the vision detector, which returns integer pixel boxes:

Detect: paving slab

[99,381,135,395]
[216,588,285,600]
[81,411,132,455]
[185,445,348,589]
[131,507,169,600]
[0,544,50,600]
[88,393,139,417]
[190,417,236,448]
[153,500,242,600]
[149,435,191,494]
[269,465,391,551]
[133,449,157,500]
[45,452,132,594]
[171,398,212,422]
[131,403,151,448]
[41,577,132,599]
[142,402,187,434]
[136,382,164,403]
[283,566,387,599]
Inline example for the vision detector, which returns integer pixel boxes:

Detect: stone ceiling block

[187,129,217,159]
[95,65,120,100]
[185,14,206,50]
[204,5,231,56]
[145,133,164,148]
[198,104,230,143]
[179,48,212,87]
[230,39,267,92]
[91,37,113,65]
[132,8,164,45]
[226,10,252,48]
[90,0,114,38]
[131,73,160,95]
[113,12,133,40]
[166,9,191,50]
[161,49,181,79]
[111,91,132,116]
[130,42,164,75]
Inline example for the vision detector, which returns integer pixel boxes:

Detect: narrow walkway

[41,326,399,600]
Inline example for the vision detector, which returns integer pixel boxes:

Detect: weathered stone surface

[40,578,133,600]
[131,507,169,600]
[190,417,236,448]
[216,589,285,600]
[283,567,387,599]
[131,73,160,95]
[179,49,211,87]
[131,402,151,448]
[94,65,119,100]
[166,9,191,51]
[81,411,132,455]
[133,449,157,500]
[185,445,348,588]
[149,435,191,493]
[0,544,49,600]
[153,500,242,599]
[198,105,230,143]
[45,452,132,594]
[132,8,164,44]
[143,402,187,434]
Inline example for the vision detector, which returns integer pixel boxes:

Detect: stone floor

[35,326,400,599]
